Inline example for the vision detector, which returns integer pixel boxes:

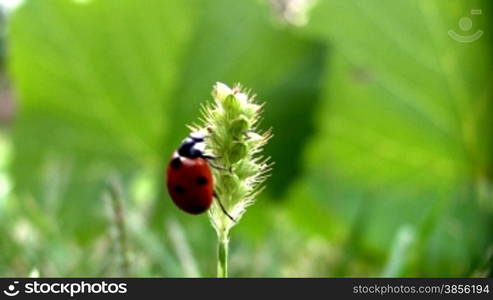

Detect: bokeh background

[0,0,492,277]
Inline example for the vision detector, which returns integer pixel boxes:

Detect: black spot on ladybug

[171,157,182,169]
[188,203,208,214]
[196,176,208,186]
[173,185,186,195]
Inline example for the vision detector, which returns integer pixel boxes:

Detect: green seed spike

[192,82,272,277]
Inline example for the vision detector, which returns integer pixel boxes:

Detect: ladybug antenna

[214,192,236,223]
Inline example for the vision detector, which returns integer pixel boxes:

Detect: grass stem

[217,230,229,278]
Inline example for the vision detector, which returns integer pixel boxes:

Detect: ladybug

[166,132,235,221]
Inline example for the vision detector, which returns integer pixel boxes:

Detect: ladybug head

[177,132,206,158]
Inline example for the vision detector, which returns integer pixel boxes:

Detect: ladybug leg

[209,161,227,171]
[202,153,217,161]
[213,192,236,223]
[202,154,229,171]
[209,161,233,174]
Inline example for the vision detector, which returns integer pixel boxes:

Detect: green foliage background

[0,0,492,277]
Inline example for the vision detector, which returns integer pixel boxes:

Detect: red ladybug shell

[166,152,214,214]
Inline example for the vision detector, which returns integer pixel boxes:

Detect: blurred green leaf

[287,0,493,275]
[8,0,198,238]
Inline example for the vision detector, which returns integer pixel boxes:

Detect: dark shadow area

[261,38,328,199]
